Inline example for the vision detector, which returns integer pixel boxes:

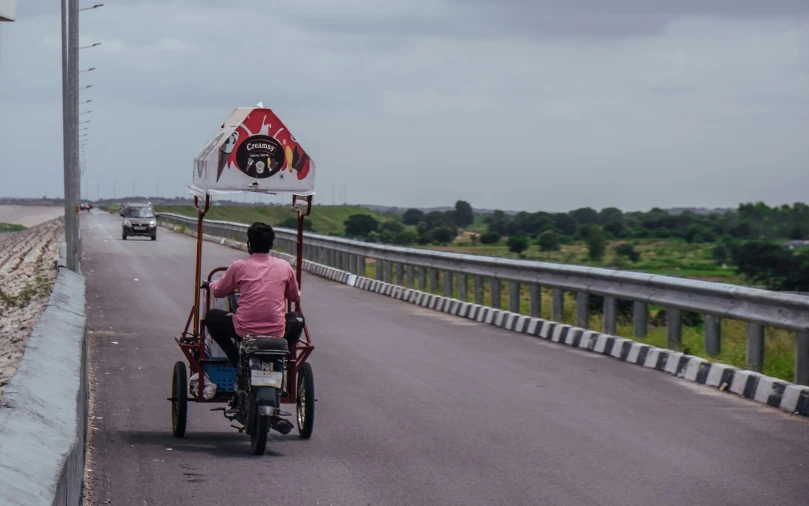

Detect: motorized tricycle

[168,104,317,455]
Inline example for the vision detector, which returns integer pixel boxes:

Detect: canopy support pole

[291,195,313,290]
[192,194,211,339]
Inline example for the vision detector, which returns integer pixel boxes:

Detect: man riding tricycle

[169,104,317,455]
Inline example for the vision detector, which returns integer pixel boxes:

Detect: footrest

[277,410,293,417]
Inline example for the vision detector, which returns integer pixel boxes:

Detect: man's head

[247,222,275,254]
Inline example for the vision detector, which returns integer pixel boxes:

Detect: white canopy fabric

[0,0,15,22]
[188,106,316,197]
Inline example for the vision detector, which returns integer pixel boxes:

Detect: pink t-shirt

[209,253,301,338]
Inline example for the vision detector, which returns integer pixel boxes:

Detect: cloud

[0,0,808,211]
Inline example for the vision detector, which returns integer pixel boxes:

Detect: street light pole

[61,0,80,271]
[61,0,70,264]
[69,0,80,270]
[60,2,103,272]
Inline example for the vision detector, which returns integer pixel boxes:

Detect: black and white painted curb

[352,277,809,418]
[271,251,358,286]
[161,221,809,419]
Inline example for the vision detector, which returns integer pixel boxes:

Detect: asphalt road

[83,211,809,506]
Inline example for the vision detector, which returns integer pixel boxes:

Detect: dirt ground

[0,217,63,401]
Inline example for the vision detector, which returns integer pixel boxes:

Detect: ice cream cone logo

[284,146,293,171]
[290,145,310,175]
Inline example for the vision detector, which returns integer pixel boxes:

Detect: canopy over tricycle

[169,104,317,455]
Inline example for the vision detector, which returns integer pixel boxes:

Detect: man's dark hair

[247,222,275,254]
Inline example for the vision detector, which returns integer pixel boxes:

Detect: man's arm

[285,267,301,303]
[209,262,240,298]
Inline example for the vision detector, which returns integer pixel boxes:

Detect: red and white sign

[189,106,316,197]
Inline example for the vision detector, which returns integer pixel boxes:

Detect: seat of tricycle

[241,335,289,353]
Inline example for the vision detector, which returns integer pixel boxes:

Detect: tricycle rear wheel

[171,361,188,438]
[297,362,315,439]
[250,413,269,455]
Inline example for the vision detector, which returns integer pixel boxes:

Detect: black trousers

[203,309,241,366]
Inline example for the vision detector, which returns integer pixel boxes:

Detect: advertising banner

[190,106,316,197]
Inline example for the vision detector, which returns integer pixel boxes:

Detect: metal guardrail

[159,212,809,384]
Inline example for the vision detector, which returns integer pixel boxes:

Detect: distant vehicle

[120,202,157,241]
[80,202,93,211]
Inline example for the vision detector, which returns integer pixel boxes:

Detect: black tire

[122,231,127,240]
[251,413,269,455]
[151,233,157,241]
[245,396,256,436]
[297,362,315,439]
[171,361,188,438]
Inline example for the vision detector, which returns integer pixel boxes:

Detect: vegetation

[480,231,501,245]
[0,223,25,233]
[402,208,424,226]
[0,275,53,315]
[507,235,530,257]
[730,242,809,291]
[344,214,380,239]
[453,200,475,228]
[461,201,809,289]
[537,230,561,252]
[155,205,387,237]
[614,243,640,263]
[156,201,809,289]
[480,202,809,243]
[583,225,607,261]
[280,216,313,231]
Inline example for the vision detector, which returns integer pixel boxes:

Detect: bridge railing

[159,212,809,385]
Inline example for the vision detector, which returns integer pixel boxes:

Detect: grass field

[154,205,390,237]
[0,223,26,233]
[428,239,745,283]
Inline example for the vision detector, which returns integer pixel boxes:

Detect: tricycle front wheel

[297,362,315,439]
[171,361,188,438]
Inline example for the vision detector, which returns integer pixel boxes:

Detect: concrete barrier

[0,248,88,505]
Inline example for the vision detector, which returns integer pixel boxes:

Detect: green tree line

[342,201,809,291]
[482,202,809,244]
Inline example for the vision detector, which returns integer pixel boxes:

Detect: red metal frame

[176,194,315,405]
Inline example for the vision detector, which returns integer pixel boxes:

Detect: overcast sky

[0,1,807,212]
